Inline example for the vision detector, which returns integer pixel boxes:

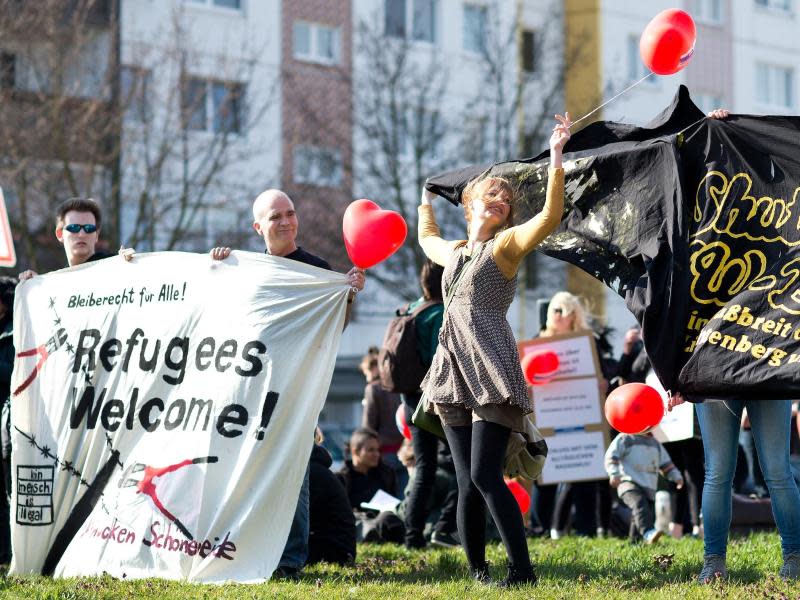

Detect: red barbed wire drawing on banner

[119,457,219,540]
[13,327,68,396]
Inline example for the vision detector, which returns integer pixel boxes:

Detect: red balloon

[640,9,696,75]
[506,479,531,514]
[521,349,560,386]
[604,383,665,434]
[395,403,411,440]
[342,199,407,269]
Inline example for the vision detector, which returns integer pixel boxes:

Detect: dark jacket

[0,317,13,402]
[308,445,356,565]
[336,459,397,509]
[361,382,402,451]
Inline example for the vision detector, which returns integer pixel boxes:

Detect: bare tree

[120,11,276,254]
[0,1,276,273]
[350,13,454,300]
[0,0,122,272]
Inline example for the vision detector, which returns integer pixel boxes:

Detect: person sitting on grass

[336,428,404,544]
[605,430,683,544]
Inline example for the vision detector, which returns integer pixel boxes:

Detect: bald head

[252,189,294,221]
[252,189,299,257]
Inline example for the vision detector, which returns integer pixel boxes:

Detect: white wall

[731,0,799,114]
[600,0,687,125]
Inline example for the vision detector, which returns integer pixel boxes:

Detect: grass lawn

[1,533,798,599]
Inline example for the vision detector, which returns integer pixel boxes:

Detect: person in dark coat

[337,428,397,509]
[0,276,17,564]
[308,442,356,566]
[336,428,404,544]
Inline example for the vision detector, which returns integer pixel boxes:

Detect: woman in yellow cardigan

[418,114,570,586]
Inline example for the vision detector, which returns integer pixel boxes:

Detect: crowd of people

[2,108,799,587]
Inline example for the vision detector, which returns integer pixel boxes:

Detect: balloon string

[571,72,656,127]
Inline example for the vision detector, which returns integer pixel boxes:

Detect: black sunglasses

[64,223,97,234]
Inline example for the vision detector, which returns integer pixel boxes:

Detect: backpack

[378,300,438,394]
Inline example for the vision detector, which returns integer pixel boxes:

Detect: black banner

[426,86,800,401]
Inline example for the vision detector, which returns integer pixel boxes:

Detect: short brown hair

[461,176,515,231]
[420,260,443,302]
[359,347,379,375]
[56,197,102,230]
[350,427,379,453]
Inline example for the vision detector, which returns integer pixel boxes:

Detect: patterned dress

[421,240,531,413]
[418,167,565,417]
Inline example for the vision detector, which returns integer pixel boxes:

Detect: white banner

[9,251,348,582]
[520,332,609,484]
[532,378,603,430]
[538,430,607,485]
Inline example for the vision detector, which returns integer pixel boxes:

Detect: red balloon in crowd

[395,403,411,440]
[342,199,407,269]
[639,9,696,75]
[604,383,665,434]
[506,479,531,514]
[521,349,560,386]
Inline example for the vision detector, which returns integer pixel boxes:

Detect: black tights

[443,421,531,570]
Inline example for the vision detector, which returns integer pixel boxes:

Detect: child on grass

[605,432,684,544]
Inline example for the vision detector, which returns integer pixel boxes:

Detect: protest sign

[10,251,348,582]
[519,332,608,484]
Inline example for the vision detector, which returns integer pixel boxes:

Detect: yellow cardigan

[418,167,565,279]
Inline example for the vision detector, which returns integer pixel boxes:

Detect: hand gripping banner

[10,251,348,582]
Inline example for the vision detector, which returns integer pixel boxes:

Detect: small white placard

[532,378,602,429]
[647,371,694,442]
[539,430,607,484]
[520,334,597,380]
[360,489,402,513]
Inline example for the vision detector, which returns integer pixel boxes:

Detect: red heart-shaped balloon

[343,199,407,269]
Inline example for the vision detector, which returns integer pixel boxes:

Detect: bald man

[211,188,365,303]
[210,189,364,579]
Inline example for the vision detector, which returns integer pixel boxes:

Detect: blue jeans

[278,462,310,569]
[696,399,800,557]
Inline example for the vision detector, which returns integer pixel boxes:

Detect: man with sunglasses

[19,198,122,281]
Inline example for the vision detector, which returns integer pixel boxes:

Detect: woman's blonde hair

[541,291,591,336]
[461,176,515,233]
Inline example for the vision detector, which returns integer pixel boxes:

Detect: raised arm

[418,188,464,267]
[492,114,570,279]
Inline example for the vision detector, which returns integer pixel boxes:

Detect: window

[755,0,793,11]
[522,30,536,74]
[0,52,15,90]
[120,66,150,122]
[186,0,242,9]
[212,81,244,133]
[522,131,541,157]
[385,0,406,37]
[182,78,207,131]
[756,63,794,109]
[691,0,723,23]
[693,92,723,115]
[293,21,341,65]
[182,77,245,133]
[293,145,343,187]
[462,117,488,164]
[412,0,436,43]
[385,0,437,43]
[463,4,487,54]
[628,35,657,83]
